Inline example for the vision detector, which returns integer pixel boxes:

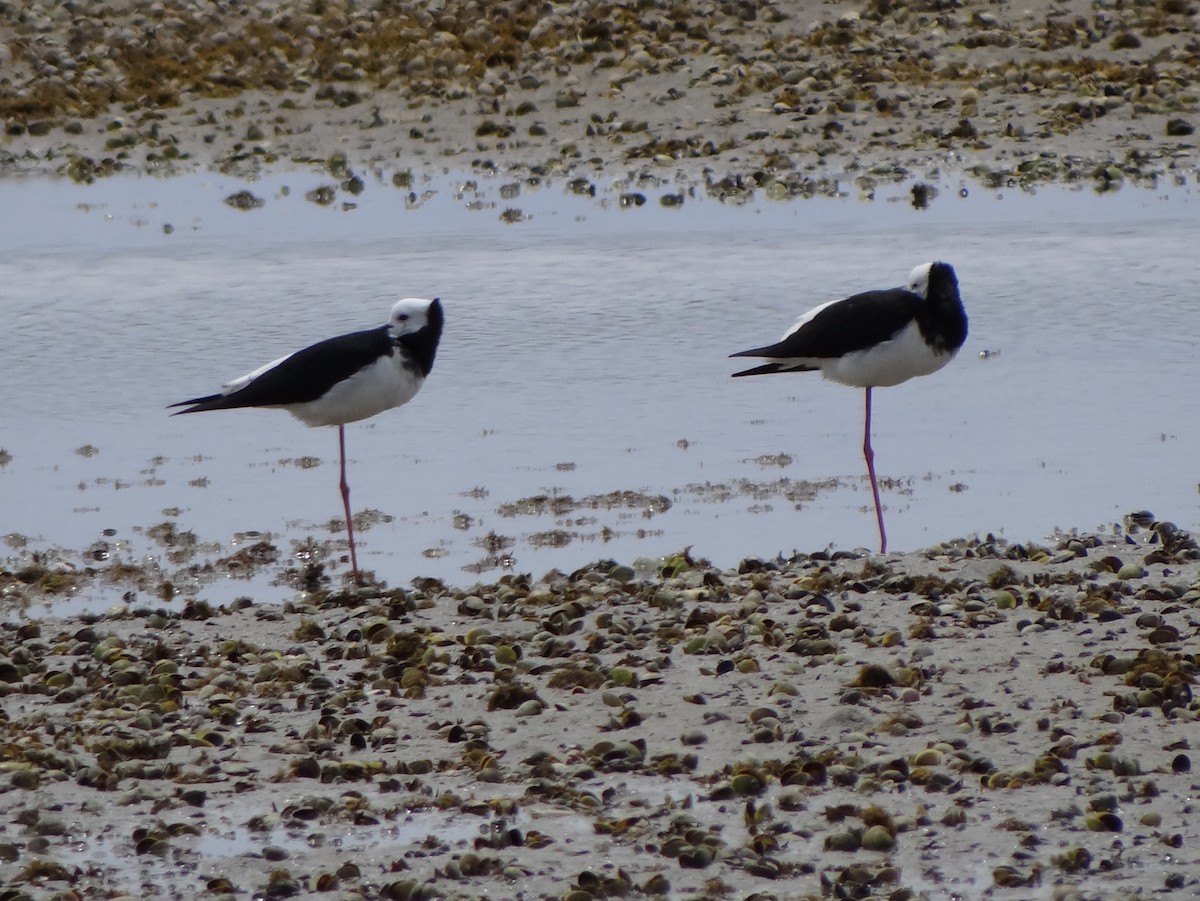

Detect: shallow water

[1,166,1198,602]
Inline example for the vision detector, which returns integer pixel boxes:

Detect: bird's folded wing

[736,289,920,360]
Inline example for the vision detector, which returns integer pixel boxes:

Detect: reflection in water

[0,171,1197,598]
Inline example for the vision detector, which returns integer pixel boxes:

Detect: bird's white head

[906,263,934,298]
[388,297,438,336]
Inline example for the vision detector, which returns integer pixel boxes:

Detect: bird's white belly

[824,323,956,388]
[286,355,422,427]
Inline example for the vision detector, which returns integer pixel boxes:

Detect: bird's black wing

[171,327,392,414]
[733,289,921,360]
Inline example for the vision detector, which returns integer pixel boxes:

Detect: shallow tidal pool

[1,166,1198,608]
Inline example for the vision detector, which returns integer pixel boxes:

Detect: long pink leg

[863,387,887,554]
[337,425,361,584]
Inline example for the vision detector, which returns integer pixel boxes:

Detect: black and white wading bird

[731,263,967,553]
[171,297,445,585]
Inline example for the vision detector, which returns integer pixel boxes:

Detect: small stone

[680,729,708,746]
[824,831,860,852]
[1116,563,1145,580]
[494,645,518,665]
[861,824,895,851]
[10,769,39,790]
[224,190,264,211]
[609,564,636,582]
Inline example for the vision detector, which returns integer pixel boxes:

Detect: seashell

[677,844,715,868]
[911,748,942,767]
[1085,812,1123,831]
[730,772,765,796]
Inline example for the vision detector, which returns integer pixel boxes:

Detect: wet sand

[2,0,1197,192]
[1,520,1198,898]
[2,1,1199,898]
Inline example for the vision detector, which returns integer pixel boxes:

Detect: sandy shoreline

[2,1,1200,898]
[1,520,1198,898]
[2,0,1197,194]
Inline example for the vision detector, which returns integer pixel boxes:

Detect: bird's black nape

[399,297,444,378]
[914,262,968,356]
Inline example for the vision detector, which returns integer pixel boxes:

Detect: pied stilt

[731,262,967,553]
[171,297,444,584]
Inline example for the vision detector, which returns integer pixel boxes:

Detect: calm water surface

[1,168,1197,602]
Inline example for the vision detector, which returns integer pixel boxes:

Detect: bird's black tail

[168,394,228,415]
[731,362,787,378]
